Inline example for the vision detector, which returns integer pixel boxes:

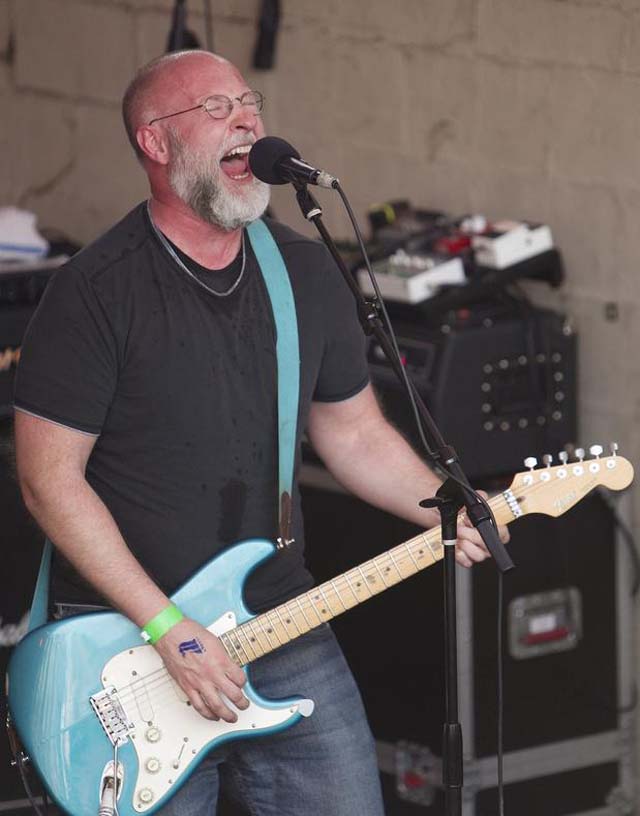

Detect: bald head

[122,50,238,160]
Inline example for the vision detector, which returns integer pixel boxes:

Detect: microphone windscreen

[249,136,301,185]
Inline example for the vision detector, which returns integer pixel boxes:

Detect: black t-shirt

[14,203,369,612]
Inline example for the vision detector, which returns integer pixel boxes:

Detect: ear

[137,125,170,165]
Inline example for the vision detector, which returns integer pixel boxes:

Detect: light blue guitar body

[7,539,313,816]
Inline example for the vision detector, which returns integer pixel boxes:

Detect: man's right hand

[153,618,249,722]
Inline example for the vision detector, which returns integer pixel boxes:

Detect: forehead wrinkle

[144,53,239,119]
[171,58,245,107]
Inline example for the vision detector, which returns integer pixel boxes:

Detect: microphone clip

[293,182,323,221]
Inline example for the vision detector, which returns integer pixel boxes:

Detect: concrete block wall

[2,0,640,790]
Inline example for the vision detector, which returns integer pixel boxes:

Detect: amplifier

[369,306,577,480]
[0,262,60,417]
[0,420,46,810]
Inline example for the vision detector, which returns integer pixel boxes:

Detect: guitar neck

[219,493,515,667]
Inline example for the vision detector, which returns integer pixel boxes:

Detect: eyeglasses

[148,90,264,126]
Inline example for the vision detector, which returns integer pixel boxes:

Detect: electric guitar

[6,447,633,816]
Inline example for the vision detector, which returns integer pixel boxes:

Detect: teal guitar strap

[27,218,300,632]
[246,218,301,548]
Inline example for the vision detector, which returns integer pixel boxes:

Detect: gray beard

[167,132,270,231]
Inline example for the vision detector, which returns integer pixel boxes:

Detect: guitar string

[96,462,622,714]
[108,490,516,709]
[109,468,600,715]
[107,538,444,711]
[104,472,584,709]
[71,463,623,737]
[103,521,453,710]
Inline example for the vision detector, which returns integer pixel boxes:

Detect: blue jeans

[159,623,385,816]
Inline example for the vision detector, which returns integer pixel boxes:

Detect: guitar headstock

[507,444,634,518]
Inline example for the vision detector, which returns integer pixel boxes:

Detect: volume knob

[145,726,162,743]
[138,788,154,804]
[145,757,161,774]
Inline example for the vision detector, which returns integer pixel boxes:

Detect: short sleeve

[14,263,118,434]
[312,250,370,402]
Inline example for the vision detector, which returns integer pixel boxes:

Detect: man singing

[14,50,505,815]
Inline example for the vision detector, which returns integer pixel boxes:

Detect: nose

[229,99,259,131]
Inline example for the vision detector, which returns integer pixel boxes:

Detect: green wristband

[140,603,184,644]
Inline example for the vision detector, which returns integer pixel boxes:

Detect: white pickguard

[101,612,314,812]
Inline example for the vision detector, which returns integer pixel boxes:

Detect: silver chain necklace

[146,201,246,298]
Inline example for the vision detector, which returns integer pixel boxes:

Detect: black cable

[497,571,505,816]
[203,0,214,51]
[15,754,48,816]
[253,0,280,70]
[333,182,501,531]
[597,487,640,597]
[333,180,507,811]
[167,0,201,52]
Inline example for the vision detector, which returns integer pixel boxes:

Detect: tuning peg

[559,451,569,465]
[524,457,538,470]
[542,454,553,467]
[589,444,603,459]
[575,448,585,462]
[610,442,619,456]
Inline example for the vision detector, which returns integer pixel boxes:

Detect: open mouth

[220,144,252,180]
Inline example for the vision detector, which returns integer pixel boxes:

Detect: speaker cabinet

[0,419,45,809]
[300,467,635,815]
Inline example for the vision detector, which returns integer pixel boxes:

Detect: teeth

[224,145,252,159]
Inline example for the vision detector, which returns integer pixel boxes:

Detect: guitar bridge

[90,687,134,747]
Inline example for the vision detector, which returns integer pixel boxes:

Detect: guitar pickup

[90,687,135,747]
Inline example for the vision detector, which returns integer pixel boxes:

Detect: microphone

[249,137,338,189]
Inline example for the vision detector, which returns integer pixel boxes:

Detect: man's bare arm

[14,410,248,721]
[307,385,508,567]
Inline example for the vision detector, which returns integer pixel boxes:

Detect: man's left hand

[454,491,510,568]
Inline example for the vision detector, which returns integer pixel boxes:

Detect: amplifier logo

[0,612,29,647]
[0,347,21,371]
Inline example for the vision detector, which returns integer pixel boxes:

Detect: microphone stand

[291,180,514,816]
